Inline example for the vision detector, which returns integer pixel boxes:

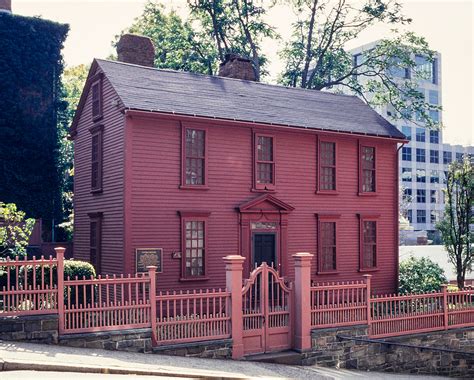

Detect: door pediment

[238,194,295,214]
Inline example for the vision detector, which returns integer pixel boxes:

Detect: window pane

[320,142,335,166]
[416,128,425,142]
[362,221,376,268]
[430,130,439,144]
[320,222,336,271]
[185,129,205,185]
[257,163,273,184]
[185,220,205,277]
[257,136,273,161]
[401,126,411,140]
[402,167,412,182]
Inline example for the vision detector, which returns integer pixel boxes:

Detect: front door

[253,233,276,267]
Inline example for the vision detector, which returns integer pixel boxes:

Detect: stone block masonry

[0,314,58,344]
[303,325,474,377]
[59,328,153,353]
[153,339,233,359]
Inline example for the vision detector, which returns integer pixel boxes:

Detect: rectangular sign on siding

[136,248,163,273]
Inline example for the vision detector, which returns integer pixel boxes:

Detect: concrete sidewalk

[0,341,446,380]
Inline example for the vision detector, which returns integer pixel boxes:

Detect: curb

[0,358,250,380]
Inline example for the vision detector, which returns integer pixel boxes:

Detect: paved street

[0,341,447,380]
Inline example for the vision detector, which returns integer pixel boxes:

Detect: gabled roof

[72,59,406,140]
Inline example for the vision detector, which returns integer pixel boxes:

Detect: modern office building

[349,41,473,233]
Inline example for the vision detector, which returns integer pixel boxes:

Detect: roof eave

[124,108,408,143]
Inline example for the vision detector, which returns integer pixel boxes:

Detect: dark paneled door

[253,233,276,267]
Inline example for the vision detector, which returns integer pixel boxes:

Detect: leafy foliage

[57,64,89,240]
[399,256,447,294]
[278,0,440,127]
[0,13,69,223]
[115,2,218,75]
[437,156,474,288]
[0,202,36,258]
[188,0,276,79]
[116,1,275,78]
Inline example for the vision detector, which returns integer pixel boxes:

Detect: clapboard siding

[125,114,398,293]
[73,68,125,274]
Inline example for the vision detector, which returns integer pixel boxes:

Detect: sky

[11,0,474,145]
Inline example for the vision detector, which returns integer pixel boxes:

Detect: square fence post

[363,274,372,335]
[293,252,313,351]
[147,266,158,345]
[54,247,65,335]
[224,255,245,359]
[441,284,448,330]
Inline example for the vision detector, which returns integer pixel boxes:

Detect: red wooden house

[71,35,406,294]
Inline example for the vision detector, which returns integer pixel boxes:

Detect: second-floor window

[183,127,207,187]
[360,145,376,193]
[90,127,103,192]
[255,134,275,189]
[318,141,336,191]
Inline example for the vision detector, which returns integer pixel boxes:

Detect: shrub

[399,256,447,294]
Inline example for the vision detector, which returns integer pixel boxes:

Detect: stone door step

[244,350,303,365]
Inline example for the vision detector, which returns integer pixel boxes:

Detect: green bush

[0,259,96,308]
[399,256,447,294]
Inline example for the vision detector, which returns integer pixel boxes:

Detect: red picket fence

[61,274,152,334]
[370,291,445,338]
[155,289,231,345]
[310,278,368,328]
[310,276,474,338]
[0,255,59,316]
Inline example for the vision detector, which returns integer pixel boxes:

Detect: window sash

[319,141,336,191]
[360,146,376,193]
[91,81,102,119]
[183,128,206,186]
[89,218,101,273]
[255,134,275,187]
[360,219,377,270]
[181,218,207,278]
[91,132,103,191]
[319,221,337,272]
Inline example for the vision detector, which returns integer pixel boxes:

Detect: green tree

[57,64,89,240]
[0,202,35,259]
[188,0,276,79]
[278,0,441,127]
[399,256,447,294]
[437,156,474,289]
[0,14,69,226]
[116,2,218,75]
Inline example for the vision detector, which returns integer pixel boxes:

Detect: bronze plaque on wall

[136,248,163,273]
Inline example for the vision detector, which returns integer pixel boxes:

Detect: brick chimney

[0,0,12,13]
[218,53,257,81]
[116,34,155,67]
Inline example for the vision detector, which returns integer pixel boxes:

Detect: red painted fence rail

[155,288,231,345]
[0,255,59,316]
[310,277,474,338]
[1,250,474,355]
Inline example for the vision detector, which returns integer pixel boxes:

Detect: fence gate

[242,263,293,355]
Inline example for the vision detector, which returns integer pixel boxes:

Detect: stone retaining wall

[153,339,233,359]
[303,325,474,377]
[0,314,58,344]
[59,328,153,353]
